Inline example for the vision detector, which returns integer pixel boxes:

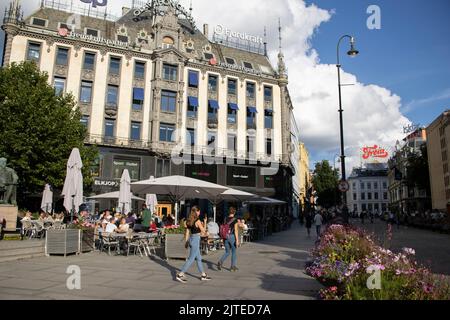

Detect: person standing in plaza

[141,204,152,232]
[176,206,211,283]
[217,207,240,272]
[305,211,312,237]
[314,211,323,239]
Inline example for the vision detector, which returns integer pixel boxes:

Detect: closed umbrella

[146,194,158,214]
[131,175,228,225]
[40,184,53,214]
[118,169,131,215]
[61,148,83,221]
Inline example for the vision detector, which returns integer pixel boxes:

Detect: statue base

[0,205,18,232]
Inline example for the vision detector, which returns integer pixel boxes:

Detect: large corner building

[2,0,298,213]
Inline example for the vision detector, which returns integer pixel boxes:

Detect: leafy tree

[312,160,340,208]
[0,61,98,208]
[406,144,431,193]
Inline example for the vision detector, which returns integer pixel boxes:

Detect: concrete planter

[164,233,187,260]
[45,229,80,256]
[81,229,95,253]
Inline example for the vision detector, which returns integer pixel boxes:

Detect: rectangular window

[227,103,238,124]
[353,193,357,201]
[247,107,257,129]
[374,182,378,189]
[367,183,372,189]
[360,182,365,189]
[83,52,96,70]
[246,82,255,99]
[156,159,170,178]
[228,134,237,152]
[225,57,236,65]
[86,28,99,37]
[32,17,47,27]
[106,85,119,106]
[374,192,379,200]
[159,123,175,142]
[362,204,367,211]
[208,75,218,92]
[383,192,388,200]
[266,138,272,156]
[80,115,89,128]
[382,203,387,211]
[208,100,219,122]
[130,122,141,140]
[383,182,387,189]
[368,204,373,211]
[54,77,66,96]
[352,182,356,189]
[361,193,365,200]
[204,52,214,60]
[27,42,41,62]
[187,96,199,118]
[228,79,237,95]
[104,119,115,137]
[161,90,177,112]
[353,204,358,212]
[80,81,93,103]
[264,86,273,102]
[134,61,145,79]
[109,57,121,75]
[188,70,199,88]
[243,61,253,69]
[368,193,372,200]
[247,136,255,156]
[187,128,195,146]
[163,64,177,81]
[117,35,128,43]
[56,47,69,66]
[132,88,144,111]
[264,109,273,129]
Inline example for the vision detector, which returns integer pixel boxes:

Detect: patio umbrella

[145,194,158,213]
[212,188,258,222]
[40,184,53,214]
[119,169,132,215]
[61,148,83,221]
[131,175,228,225]
[87,191,144,201]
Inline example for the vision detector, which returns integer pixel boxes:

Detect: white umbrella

[61,148,83,220]
[87,191,144,201]
[131,175,228,224]
[118,169,132,215]
[40,184,53,213]
[146,194,158,213]
[212,188,258,222]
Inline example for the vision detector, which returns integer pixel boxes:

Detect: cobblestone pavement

[0,223,323,300]
[351,218,450,275]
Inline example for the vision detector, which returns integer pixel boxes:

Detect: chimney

[122,7,130,16]
[203,24,209,38]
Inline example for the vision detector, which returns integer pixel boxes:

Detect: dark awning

[228,102,239,110]
[133,88,144,100]
[208,100,220,109]
[188,96,199,107]
[247,106,258,113]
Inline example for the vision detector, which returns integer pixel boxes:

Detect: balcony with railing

[85,134,150,150]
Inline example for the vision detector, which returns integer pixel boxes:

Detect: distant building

[298,142,310,212]
[387,128,431,214]
[426,110,450,213]
[347,163,389,214]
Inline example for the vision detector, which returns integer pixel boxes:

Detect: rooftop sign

[214,25,263,45]
[361,145,389,162]
[59,28,129,48]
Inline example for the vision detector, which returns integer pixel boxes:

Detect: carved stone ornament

[54,65,67,76]
[46,37,55,53]
[117,24,128,36]
[82,69,95,80]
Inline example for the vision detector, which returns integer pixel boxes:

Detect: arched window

[162,36,174,49]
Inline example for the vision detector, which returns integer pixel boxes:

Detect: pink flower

[402,248,416,255]
[330,286,337,292]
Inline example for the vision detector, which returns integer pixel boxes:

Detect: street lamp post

[337,35,359,223]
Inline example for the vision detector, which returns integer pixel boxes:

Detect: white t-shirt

[314,214,323,226]
[118,223,129,233]
[105,223,117,233]
[207,222,219,236]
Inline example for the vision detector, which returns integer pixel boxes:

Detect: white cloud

[13,0,411,173]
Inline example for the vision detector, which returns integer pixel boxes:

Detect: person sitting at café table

[101,210,112,229]
[21,211,32,222]
[104,217,118,233]
[125,212,136,228]
[116,218,130,233]
[164,213,175,226]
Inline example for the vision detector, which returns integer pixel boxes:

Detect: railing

[42,0,119,21]
[85,134,151,150]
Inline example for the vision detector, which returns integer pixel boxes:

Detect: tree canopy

[406,143,431,193]
[312,160,340,208]
[0,61,97,208]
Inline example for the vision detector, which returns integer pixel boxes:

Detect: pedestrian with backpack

[217,207,240,272]
[176,206,211,283]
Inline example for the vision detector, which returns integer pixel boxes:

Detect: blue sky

[306,0,450,128]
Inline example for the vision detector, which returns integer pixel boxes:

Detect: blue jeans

[180,234,204,274]
[219,234,237,267]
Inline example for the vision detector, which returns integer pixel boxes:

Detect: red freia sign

[209,58,217,66]
[58,28,69,37]
[362,145,389,160]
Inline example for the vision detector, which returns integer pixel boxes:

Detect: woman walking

[176,206,211,283]
[305,211,312,237]
[217,207,240,272]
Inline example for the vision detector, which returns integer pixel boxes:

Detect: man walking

[314,211,323,239]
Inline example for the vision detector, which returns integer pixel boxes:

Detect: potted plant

[163,224,188,260]
[70,214,96,253]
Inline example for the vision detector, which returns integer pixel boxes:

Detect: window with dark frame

[188,70,199,88]
[117,35,128,43]
[228,103,238,124]
[159,123,175,142]
[109,57,121,75]
[104,119,115,137]
[187,96,198,118]
[80,80,93,103]
[106,85,119,106]
[264,86,273,102]
[161,90,177,112]
[27,42,41,62]
[264,109,273,129]
[246,82,255,99]
[32,17,47,27]
[56,47,69,66]
[163,64,177,81]
[134,61,145,79]
[187,128,195,146]
[80,115,89,128]
[225,57,236,65]
[83,52,96,70]
[132,88,144,111]
[208,75,218,92]
[54,77,66,96]
[228,134,237,152]
[228,79,237,95]
[86,28,99,37]
[266,138,272,155]
[130,122,141,140]
[204,52,214,60]
[243,61,253,69]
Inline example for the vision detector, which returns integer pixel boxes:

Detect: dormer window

[162,36,174,49]
[225,57,236,65]
[243,61,253,69]
[85,28,99,37]
[58,22,71,31]
[204,52,214,60]
[117,35,128,43]
[31,17,47,27]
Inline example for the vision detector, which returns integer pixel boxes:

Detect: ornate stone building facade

[2,0,297,211]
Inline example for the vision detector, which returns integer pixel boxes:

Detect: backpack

[219,218,235,240]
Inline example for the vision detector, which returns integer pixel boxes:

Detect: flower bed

[306,224,450,300]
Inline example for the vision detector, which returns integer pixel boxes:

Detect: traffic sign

[338,180,349,192]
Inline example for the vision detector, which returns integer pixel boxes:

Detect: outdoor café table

[111,232,128,255]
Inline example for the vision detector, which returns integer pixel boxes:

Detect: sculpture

[0,157,18,205]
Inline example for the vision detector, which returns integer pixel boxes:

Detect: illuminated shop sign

[214,24,263,45]
[362,145,389,160]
